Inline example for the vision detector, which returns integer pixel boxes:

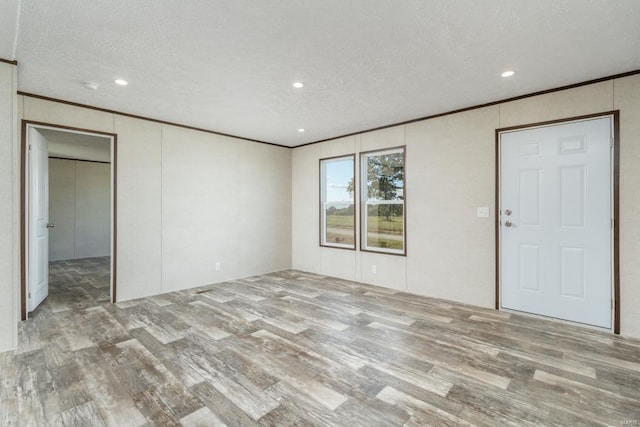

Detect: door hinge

[28,144,32,151]
[28,292,31,299]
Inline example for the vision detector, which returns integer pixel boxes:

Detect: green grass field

[325,232,355,245]
[367,216,403,249]
[326,215,355,229]
[325,214,403,249]
[326,215,403,233]
[366,235,403,250]
[366,216,403,235]
[325,215,355,244]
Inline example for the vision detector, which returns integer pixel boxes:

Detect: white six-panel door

[500,116,612,328]
[28,127,50,312]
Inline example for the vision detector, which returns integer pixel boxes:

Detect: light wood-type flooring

[1,257,640,426]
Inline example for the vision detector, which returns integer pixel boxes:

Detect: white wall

[161,125,292,292]
[292,75,640,339]
[48,158,75,259]
[75,161,111,258]
[49,158,111,261]
[114,115,162,300]
[613,76,640,340]
[405,107,497,307]
[17,99,292,304]
[0,95,293,352]
[2,70,637,355]
[0,62,18,352]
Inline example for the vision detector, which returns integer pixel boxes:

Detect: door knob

[504,221,513,227]
[504,209,512,216]
[46,223,55,229]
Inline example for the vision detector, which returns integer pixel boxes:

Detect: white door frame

[21,121,118,319]
[495,111,620,333]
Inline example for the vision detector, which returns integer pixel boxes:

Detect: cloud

[328,183,348,189]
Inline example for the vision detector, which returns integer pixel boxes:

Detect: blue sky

[325,159,353,202]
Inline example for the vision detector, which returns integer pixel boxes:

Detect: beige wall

[1,70,638,354]
[291,75,640,339]
[49,158,111,261]
[160,125,292,293]
[113,115,162,300]
[0,95,292,352]
[615,76,640,340]
[0,62,18,352]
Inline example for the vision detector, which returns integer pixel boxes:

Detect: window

[360,147,405,255]
[320,155,356,249]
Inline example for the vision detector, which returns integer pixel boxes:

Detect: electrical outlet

[215,262,221,271]
[371,265,377,274]
[477,207,490,218]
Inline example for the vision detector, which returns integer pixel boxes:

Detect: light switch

[477,207,490,218]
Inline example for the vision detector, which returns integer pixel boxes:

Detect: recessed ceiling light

[114,79,128,86]
[501,70,516,78]
[82,81,99,90]
[298,128,305,132]
[292,82,304,88]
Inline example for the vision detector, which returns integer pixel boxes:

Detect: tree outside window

[360,148,405,254]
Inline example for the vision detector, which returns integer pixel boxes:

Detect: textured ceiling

[5,0,640,147]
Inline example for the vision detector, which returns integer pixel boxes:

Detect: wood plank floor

[1,258,639,426]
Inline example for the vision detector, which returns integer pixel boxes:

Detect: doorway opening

[495,111,619,333]
[21,121,117,319]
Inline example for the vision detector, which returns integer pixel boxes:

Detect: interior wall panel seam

[72,161,77,258]
[160,123,164,293]
[11,65,18,347]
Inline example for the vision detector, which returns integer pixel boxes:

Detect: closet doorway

[22,122,117,319]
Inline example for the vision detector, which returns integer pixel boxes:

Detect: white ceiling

[4,1,640,147]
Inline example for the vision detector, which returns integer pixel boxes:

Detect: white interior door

[28,127,50,312]
[500,116,612,328]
